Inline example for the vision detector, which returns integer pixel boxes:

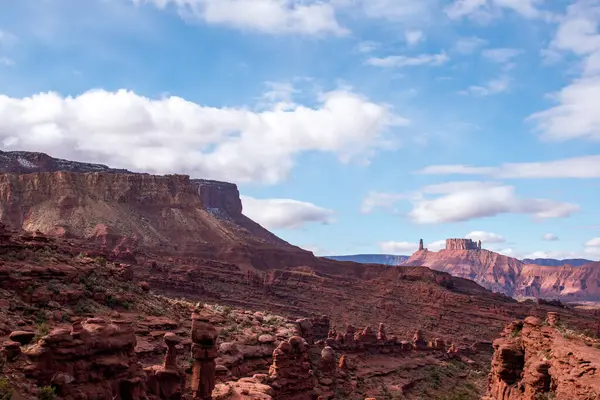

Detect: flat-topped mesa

[445,238,481,251]
[192,179,243,216]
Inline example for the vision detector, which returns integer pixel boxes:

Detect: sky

[1,0,600,260]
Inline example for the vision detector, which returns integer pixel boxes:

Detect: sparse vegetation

[0,377,12,400]
[35,322,51,341]
[36,386,56,400]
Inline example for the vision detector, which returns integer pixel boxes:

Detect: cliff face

[404,248,600,301]
[0,171,314,269]
[484,314,600,400]
[404,249,524,295]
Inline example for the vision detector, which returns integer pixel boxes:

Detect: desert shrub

[35,310,47,324]
[36,386,55,400]
[34,322,50,341]
[106,295,117,308]
[94,256,107,267]
[0,377,12,400]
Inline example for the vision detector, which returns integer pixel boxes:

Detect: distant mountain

[522,258,594,267]
[324,254,408,265]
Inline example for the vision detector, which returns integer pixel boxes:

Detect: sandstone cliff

[404,248,524,295]
[0,171,315,269]
[484,313,600,400]
[405,247,600,301]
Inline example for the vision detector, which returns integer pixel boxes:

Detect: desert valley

[0,150,599,400]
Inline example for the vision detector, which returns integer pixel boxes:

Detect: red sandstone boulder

[8,330,36,345]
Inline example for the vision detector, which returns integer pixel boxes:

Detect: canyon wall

[484,313,600,400]
[0,169,314,269]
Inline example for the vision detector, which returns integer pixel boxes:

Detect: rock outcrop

[269,336,315,399]
[445,239,480,251]
[484,313,600,400]
[191,305,220,400]
[0,168,314,269]
[23,318,146,400]
[405,239,600,300]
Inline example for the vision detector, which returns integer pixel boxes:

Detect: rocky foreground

[484,312,600,400]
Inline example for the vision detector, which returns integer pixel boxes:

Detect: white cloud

[454,36,488,54]
[405,30,425,46]
[542,233,558,241]
[460,76,510,96]
[528,77,600,142]
[361,191,407,214]
[417,155,600,178]
[379,241,417,254]
[530,2,600,142]
[418,164,496,175]
[0,87,405,184]
[379,238,444,254]
[355,40,380,54]
[407,181,579,224]
[357,0,435,21]
[366,52,449,68]
[465,230,505,243]
[131,0,348,35]
[523,250,581,260]
[0,57,14,66]
[427,240,447,251]
[585,237,600,247]
[445,0,542,20]
[240,196,333,229]
[482,48,523,63]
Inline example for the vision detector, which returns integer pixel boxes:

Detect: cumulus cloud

[366,52,449,68]
[459,76,510,96]
[131,0,347,35]
[465,231,505,243]
[417,155,600,178]
[407,181,579,224]
[528,77,600,142]
[0,87,404,184]
[542,233,558,241]
[240,196,333,230]
[585,239,600,258]
[529,1,600,142]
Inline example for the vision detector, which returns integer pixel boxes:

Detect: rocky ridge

[484,312,600,400]
[404,240,600,300]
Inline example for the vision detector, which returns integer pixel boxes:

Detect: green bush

[0,378,13,400]
[36,386,56,400]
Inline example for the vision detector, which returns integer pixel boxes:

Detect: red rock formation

[413,329,427,350]
[22,318,146,400]
[145,333,185,400]
[0,168,316,269]
[405,241,600,301]
[377,323,386,342]
[445,239,479,251]
[321,346,336,372]
[484,313,600,400]
[269,336,315,399]
[191,305,220,400]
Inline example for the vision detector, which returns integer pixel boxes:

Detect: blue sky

[1,0,600,260]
